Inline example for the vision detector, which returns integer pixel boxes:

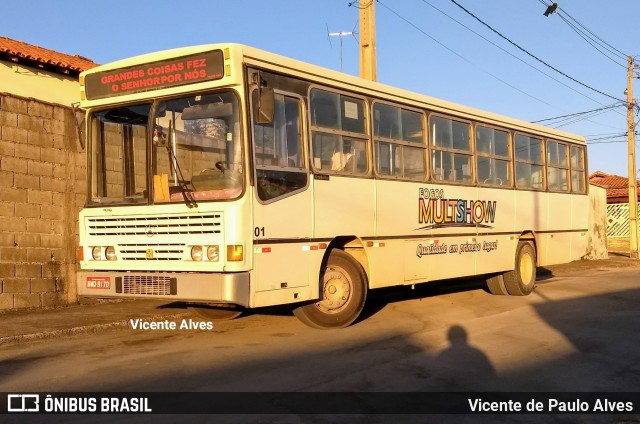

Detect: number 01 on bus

[76,44,588,329]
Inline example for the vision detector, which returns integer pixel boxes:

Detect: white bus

[77,44,588,328]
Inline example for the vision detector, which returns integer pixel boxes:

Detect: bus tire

[293,249,368,329]
[486,274,508,295]
[190,304,243,321]
[503,241,537,296]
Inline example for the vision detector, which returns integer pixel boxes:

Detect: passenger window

[430,116,472,183]
[373,103,426,180]
[252,91,307,202]
[547,140,569,192]
[476,126,512,186]
[310,88,368,175]
[570,145,586,193]
[514,134,544,190]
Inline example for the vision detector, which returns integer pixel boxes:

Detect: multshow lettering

[416,187,497,230]
[415,187,499,258]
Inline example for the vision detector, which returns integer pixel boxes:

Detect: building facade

[0,37,97,310]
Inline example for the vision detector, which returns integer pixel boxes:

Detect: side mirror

[256,87,274,124]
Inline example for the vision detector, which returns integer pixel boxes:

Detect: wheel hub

[317,267,351,313]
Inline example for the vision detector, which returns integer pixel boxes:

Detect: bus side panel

[252,188,314,307]
[515,190,548,265]
[361,240,403,288]
[544,192,573,266]
[313,176,375,241]
[374,179,417,288]
[571,193,589,262]
[418,185,479,282]
[475,186,516,276]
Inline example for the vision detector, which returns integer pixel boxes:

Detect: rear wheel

[503,241,537,296]
[293,249,368,329]
[486,274,508,295]
[190,304,243,321]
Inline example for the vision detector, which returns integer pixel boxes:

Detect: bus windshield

[88,90,243,205]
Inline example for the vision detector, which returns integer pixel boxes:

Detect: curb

[0,312,190,346]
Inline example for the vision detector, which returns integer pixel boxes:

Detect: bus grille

[119,243,185,261]
[86,214,222,236]
[123,275,172,295]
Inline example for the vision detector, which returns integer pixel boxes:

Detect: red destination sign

[86,276,111,289]
[84,50,225,100]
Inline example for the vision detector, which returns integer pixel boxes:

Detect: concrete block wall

[0,93,86,310]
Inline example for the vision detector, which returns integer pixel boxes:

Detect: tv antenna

[326,23,358,72]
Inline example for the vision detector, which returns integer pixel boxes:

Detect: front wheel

[293,249,368,329]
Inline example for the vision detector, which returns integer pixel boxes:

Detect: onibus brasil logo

[416,188,497,230]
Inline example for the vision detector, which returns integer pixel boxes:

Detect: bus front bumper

[77,271,250,307]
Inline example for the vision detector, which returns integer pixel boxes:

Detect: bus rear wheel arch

[293,249,368,329]
[486,240,537,296]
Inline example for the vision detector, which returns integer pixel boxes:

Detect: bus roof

[80,43,585,144]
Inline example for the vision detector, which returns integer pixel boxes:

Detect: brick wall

[0,93,86,310]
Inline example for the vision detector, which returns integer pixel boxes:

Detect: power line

[587,133,627,142]
[532,103,624,123]
[419,0,610,108]
[531,102,625,130]
[556,13,626,68]
[552,108,622,129]
[353,0,626,132]
[537,0,628,62]
[417,0,625,131]
[561,10,628,59]
[449,0,625,102]
[584,132,628,138]
[536,0,626,67]
[587,139,628,145]
[586,131,639,144]
[373,1,555,107]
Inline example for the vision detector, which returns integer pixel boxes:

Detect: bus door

[251,90,313,303]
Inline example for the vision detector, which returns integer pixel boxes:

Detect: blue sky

[2,0,637,176]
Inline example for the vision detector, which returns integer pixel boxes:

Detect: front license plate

[86,276,111,289]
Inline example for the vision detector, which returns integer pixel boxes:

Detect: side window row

[252,87,587,201]
[308,88,586,193]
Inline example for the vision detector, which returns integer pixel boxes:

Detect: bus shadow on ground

[157,267,557,324]
[158,276,500,322]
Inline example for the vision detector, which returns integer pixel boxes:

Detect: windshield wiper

[163,121,198,208]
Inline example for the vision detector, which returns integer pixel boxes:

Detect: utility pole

[359,0,377,81]
[627,55,639,259]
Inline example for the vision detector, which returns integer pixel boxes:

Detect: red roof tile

[589,171,640,203]
[589,171,634,189]
[0,36,98,75]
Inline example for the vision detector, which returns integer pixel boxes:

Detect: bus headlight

[191,246,203,261]
[207,245,220,262]
[226,245,244,262]
[92,246,102,260]
[105,246,117,261]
